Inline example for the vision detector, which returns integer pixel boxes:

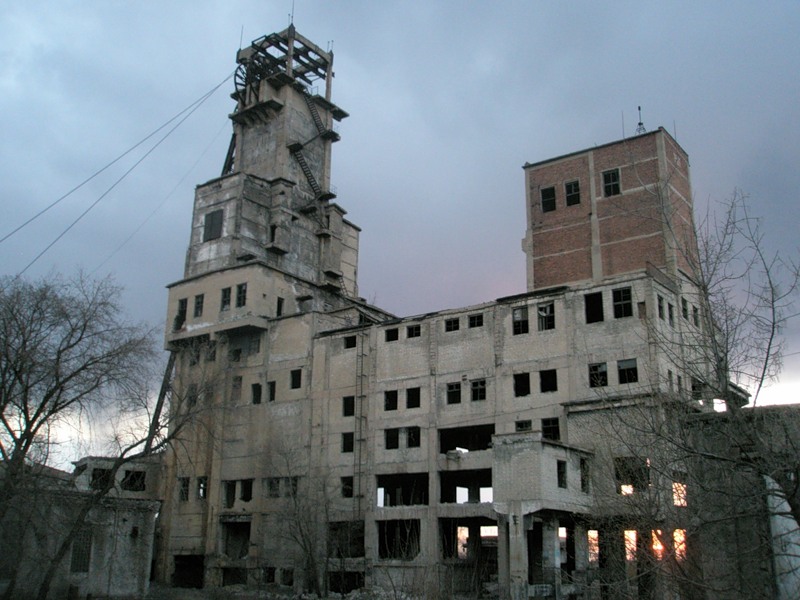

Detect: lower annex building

[155,26,795,599]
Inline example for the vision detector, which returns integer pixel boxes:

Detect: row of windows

[446,379,486,404]
[555,457,591,493]
[177,475,208,501]
[657,294,700,328]
[588,359,639,387]
[585,287,633,324]
[538,168,620,214]
[173,283,248,330]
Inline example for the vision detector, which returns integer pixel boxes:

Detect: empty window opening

[230,376,242,402]
[439,424,495,453]
[406,387,421,408]
[376,473,429,507]
[328,521,365,559]
[70,527,93,573]
[280,568,294,587]
[615,456,649,494]
[538,302,555,331]
[440,469,492,504]
[328,572,365,595]
[652,530,665,560]
[471,379,486,401]
[203,209,223,242]
[580,458,591,493]
[515,420,532,432]
[658,295,665,319]
[624,530,637,561]
[557,460,567,488]
[587,530,600,565]
[384,390,398,411]
[343,395,355,417]
[668,303,675,326]
[691,378,705,400]
[603,169,620,197]
[385,328,399,342]
[290,369,302,389]
[406,426,421,448]
[407,324,421,338]
[673,472,688,507]
[197,476,207,499]
[681,297,689,320]
[174,298,188,331]
[378,520,420,560]
[266,477,281,498]
[468,313,484,328]
[267,381,276,402]
[251,383,262,405]
[613,287,633,318]
[674,529,687,561]
[222,568,247,586]
[193,294,204,318]
[618,359,638,384]
[540,369,558,393]
[342,432,354,453]
[541,186,556,213]
[541,417,560,441]
[444,318,460,332]
[220,287,231,311]
[440,517,497,563]
[446,382,461,404]
[693,305,700,327]
[90,468,112,490]
[589,362,608,387]
[223,481,236,508]
[565,180,581,206]
[585,292,604,323]
[223,522,251,559]
[264,566,276,583]
[178,477,190,501]
[276,296,284,317]
[385,428,400,450]
[514,373,531,397]
[344,335,357,349]
[341,476,354,498]
[512,306,529,334]
[235,283,247,307]
[121,470,146,491]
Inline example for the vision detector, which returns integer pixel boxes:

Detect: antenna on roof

[636,106,646,134]
[289,0,295,25]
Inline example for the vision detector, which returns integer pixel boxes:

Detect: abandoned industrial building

[154,26,800,600]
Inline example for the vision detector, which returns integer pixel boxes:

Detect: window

[70,527,93,573]
[557,460,567,488]
[513,373,531,397]
[673,473,688,507]
[235,283,247,307]
[668,303,675,326]
[540,369,558,393]
[693,305,700,327]
[343,395,355,417]
[221,287,231,311]
[681,297,689,320]
[589,363,608,387]
[385,328,399,342]
[231,376,242,401]
[612,287,633,318]
[615,456,649,494]
[446,382,461,404]
[602,169,620,196]
[657,295,665,319]
[264,567,276,583]
[121,470,146,491]
[407,324,421,338]
[285,477,298,498]
[515,420,532,432]
[618,359,638,384]
[223,481,236,508]
[468,313,483,328]
[585,292,604,323]
[203,209,223,241]
[229,348,242,363]
[384,390,398,411]
[580,458,591,493]
[342,432,354,453]
[537,302,555,331]
[565,180,580,206]
[178,477,190,501]
[174,298,187,331]
[251,383,262,405]
[193,294,204,318]
[541,186,556,212]
[267,477,281,498]
[406,426,421,448]
[90,468,112,490]
[290,369,302,389]
[240,479,253,502]
[341,476,354,498]
[674,529,687,561]
[248,333,261,355]
[344,335,357,349]
[406,387,421,409]
[512,306,529,334]
[541,418,560,441]
[445,318,460,332]
[276,296,284,317]
[385,428,400,450]
[691,378,704,400]
[281,568,294,587]
[471,379,486,401]
[267,381,276,402]
[197,476,208,499]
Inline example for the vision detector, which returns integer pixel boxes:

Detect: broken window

[624,530,637,561]
[343,395,355,417]
[385,328,399,342]
[344,335,357,349]
[328,521,365,558]
[70,527,93,573]
[565,180,580,206]
[691,378,704,400]
[267,381,276,402]
[407,324,421,338]
[222,522,250,559]
[378,520,420,560]
[602,169,620,196]
[406,387,421,409]
[471,379,486,401]
[446,382,461,404]
[174,298,188,331]
[220,287,231,311]
[439,424,494,453]
[90,468,112,490]
[240,479,253,502]
[589,362,608,387]
[341,476,354,498]
[193,294,204,318]
[514,373,531,397]
[612,287,633,318]
[512,306,529,335]
[235,283,247,308]
[444,318,460,332]
[557,460,567,488]
[537,302,555,331]
[290,369,302,389]
[468,313,483,328]
[541,417,560,441]
[203,209,223,241]
[223,481,236,508]
[540,369,558,393]
[515,420,532,432]
[197,476,208,499]
[541,186,556,212]
[384,390,398,411]
[121,470,146,491]
[674,529,687,560]
[618,359,638,384]
[580,458,591,493]
[615,456,649,494]
[342,432,354,453]
[377,473,429,506]
[440,518,497,561]
[585,292,604,323]
[251,383,262,405]
[178,477,190,501]
[406,426,421,448]
[440,469,492,504]
[385,428,400,450]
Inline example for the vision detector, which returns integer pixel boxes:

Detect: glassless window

[541,186,556,212]
[603,169,620,196]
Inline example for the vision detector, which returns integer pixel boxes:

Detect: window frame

[471,379,487,401]
[384,390,398,411]
[537,302,555,331]
[602,169,620,196]
[540,186,556,213]
[612,287,633,319]
[203,209,224,242]
[468,313,484,328]
[512,306,529,335]
[235,283,247,308]
[565,180,581,206]
[406,387,421,409]
[617,359,639,384]
[589,362,608,388]
[539,369,558,393]
[444,318,460,332]
[446,382,462,404]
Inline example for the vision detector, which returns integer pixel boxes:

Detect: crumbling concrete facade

[156,26,795,600]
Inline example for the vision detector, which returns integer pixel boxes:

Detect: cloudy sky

[2,1,799,403]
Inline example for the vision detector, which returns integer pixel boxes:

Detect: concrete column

[507,507,528,600]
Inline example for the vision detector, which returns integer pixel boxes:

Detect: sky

[1,1,799,404]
